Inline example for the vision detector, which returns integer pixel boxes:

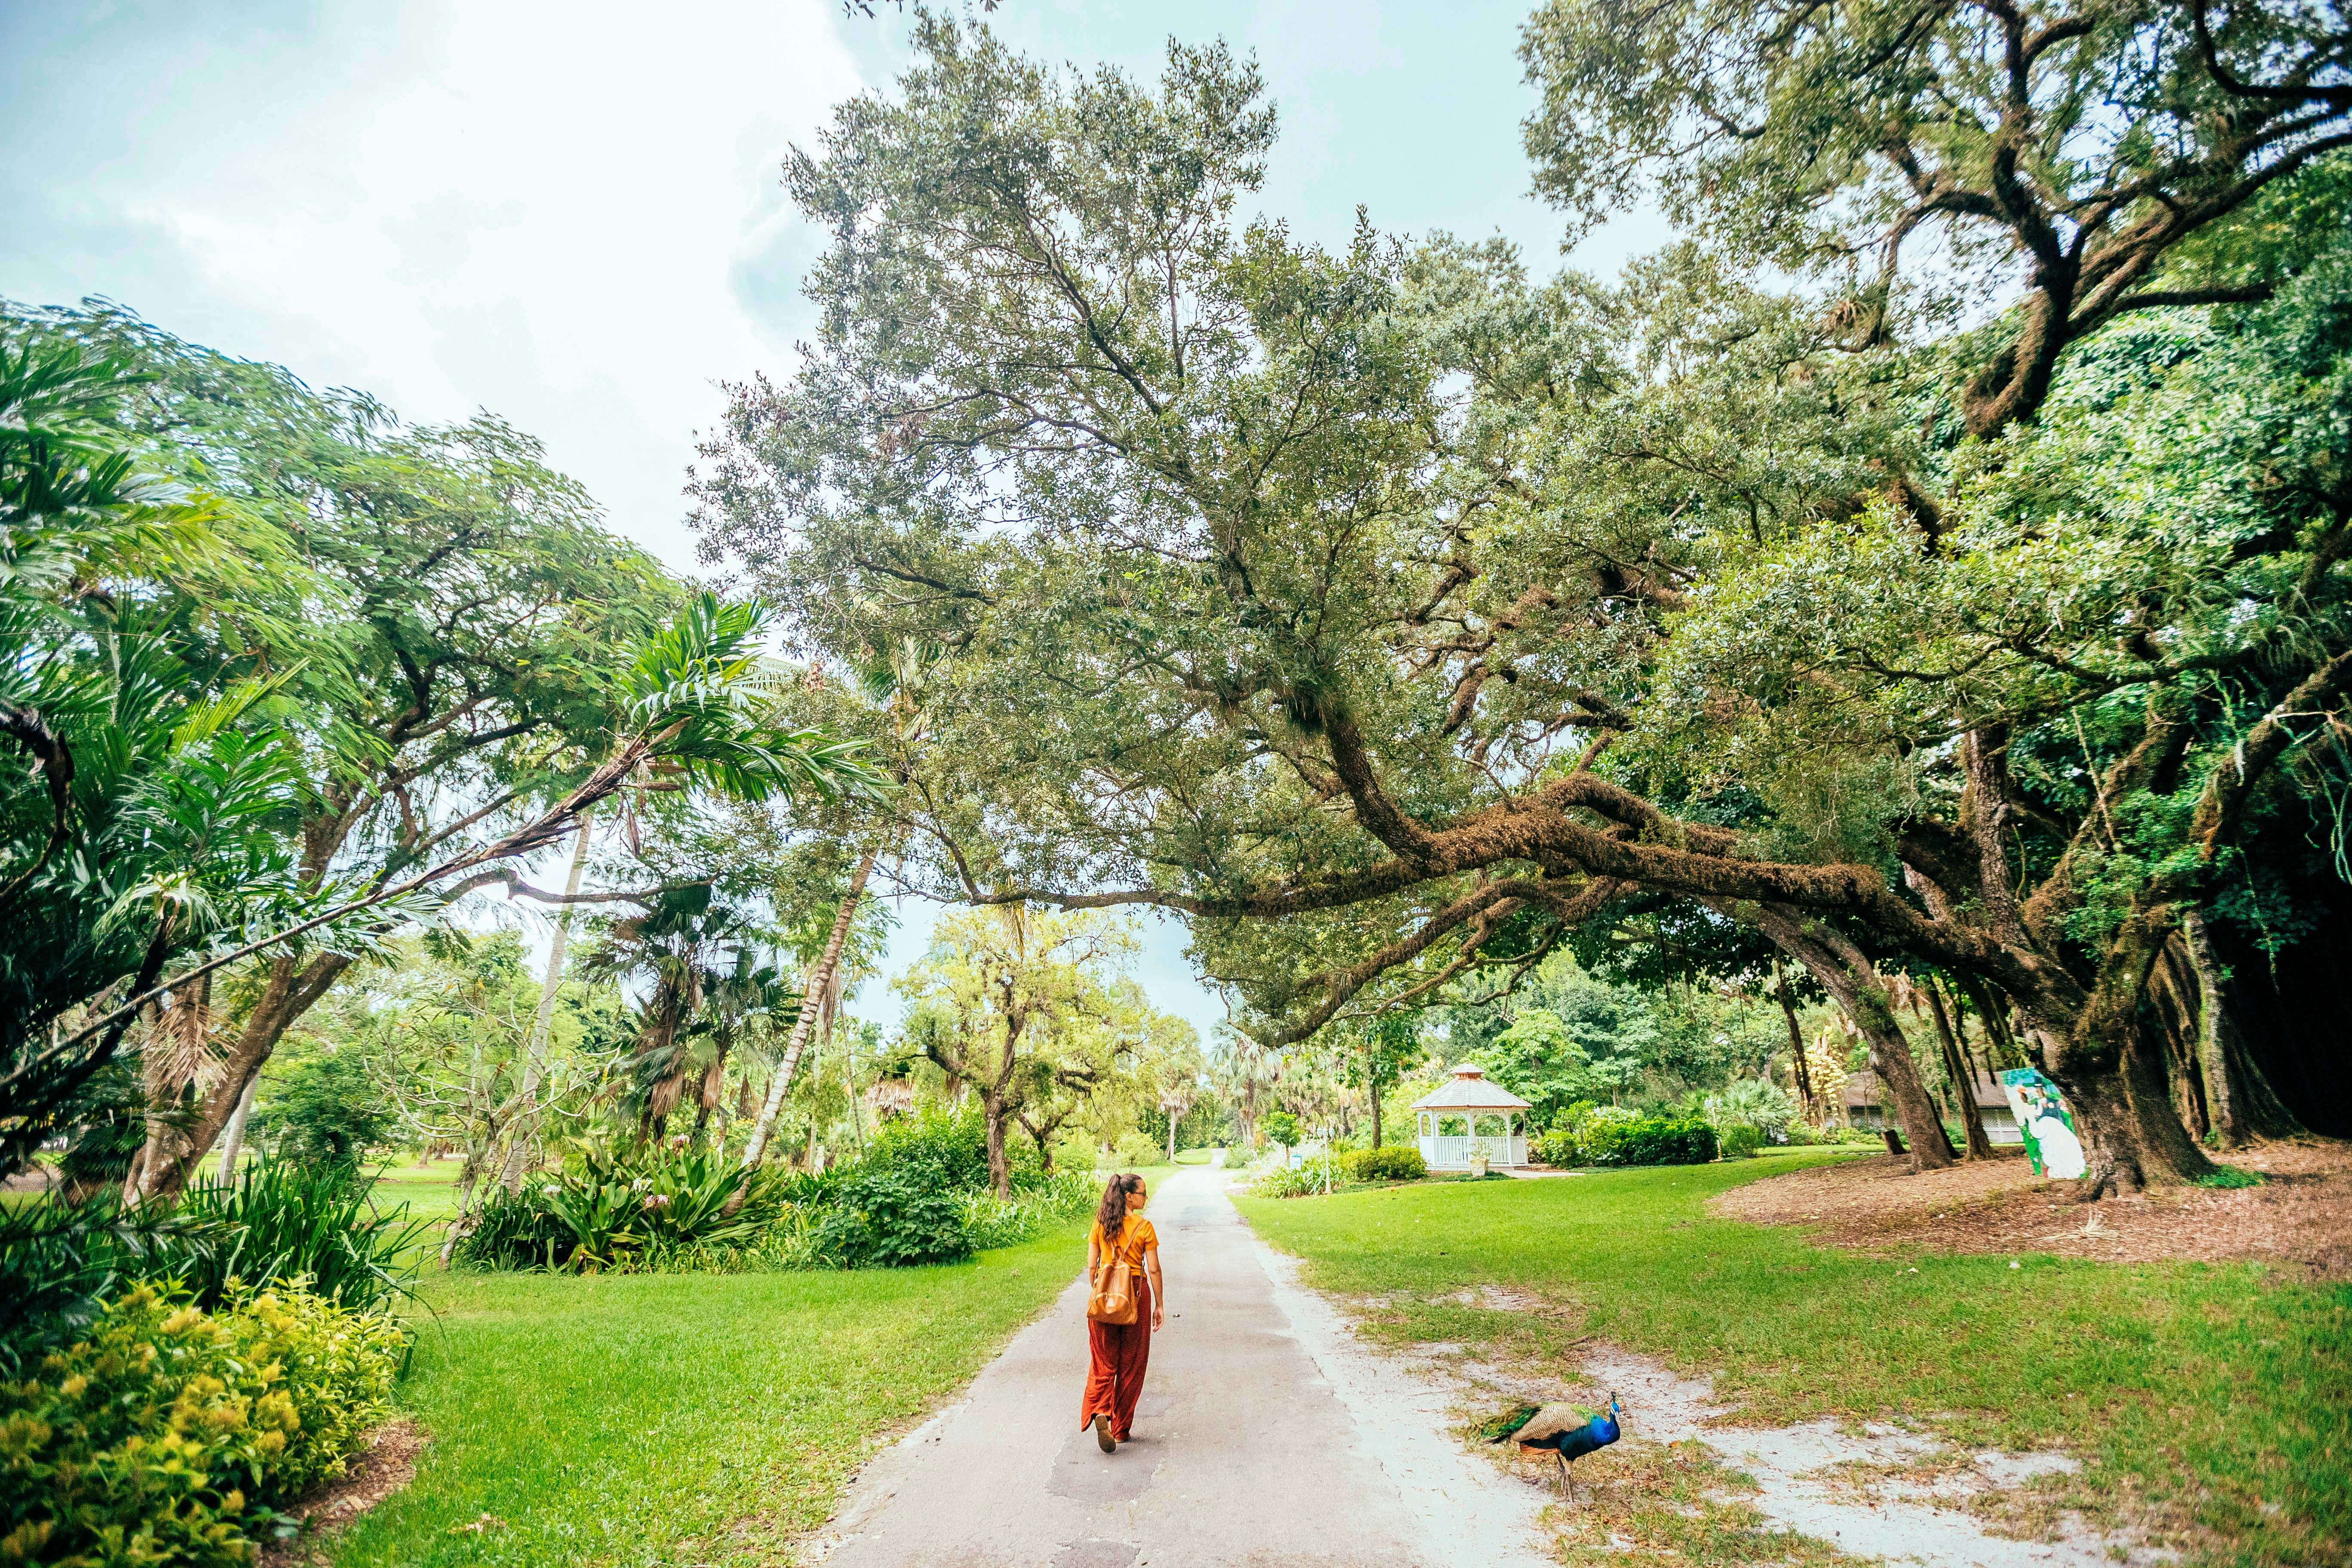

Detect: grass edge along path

[324,1223,1091,1568]
[1236,1158,2349,1568]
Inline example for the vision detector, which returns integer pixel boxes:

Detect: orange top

[1090,1214,1158,1267]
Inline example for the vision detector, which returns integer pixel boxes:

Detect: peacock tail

[1480,1403,1543,1443]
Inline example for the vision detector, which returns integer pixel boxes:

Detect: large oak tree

[694,14,2352,1194]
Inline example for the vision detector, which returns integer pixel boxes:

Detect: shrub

[1583,1115,1717,1167]
[174,1161,430,1314]
[458,1181,576,1271]
[861,1108,992,1193]
[958,1169,1097,1250]
[252,1048,399,1172]
[1249,1155,1341,1198]
[1528,1101,1593,1167]
[1111,1131,1162,1170]
[1260,1111,1301,1149]
[0,1282,404,1565]
[1341,1147,1426,1182]
[809,1165,973,1268]
[1719,1123,1764,1160]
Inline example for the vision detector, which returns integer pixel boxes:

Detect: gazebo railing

[1418,1133,1526,1168]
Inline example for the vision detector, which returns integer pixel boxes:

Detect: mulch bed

[260,1418,425,1567]
[1708,1140,2352,1280]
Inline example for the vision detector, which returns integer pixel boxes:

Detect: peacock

[1483,1395,1623,1500]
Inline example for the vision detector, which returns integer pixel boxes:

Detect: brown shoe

[1094,1413,1115,1454]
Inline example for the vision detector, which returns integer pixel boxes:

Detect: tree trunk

[131,951,351,1203]
[692,1043,729,1147]
[1773,963,1815,1121]
[2042,1020,2217,1197]
[2037,926,2222,1198]
[1750,909,1953,1170]
[2146,934,2211,1142]
[438,1137,497,1267]
[2181,910,2307,1146]
[499,813,594,1193]
[211,1072,260,1185]
[1369,1070,1383,1149]
[741,849,876,1167]
[1925,979,1996,1160]
[983,1085,1012,1199]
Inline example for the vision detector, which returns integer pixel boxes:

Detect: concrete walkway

[806,1167,1551,1568]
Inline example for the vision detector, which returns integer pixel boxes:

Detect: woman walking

[1081,1172,1164,1453]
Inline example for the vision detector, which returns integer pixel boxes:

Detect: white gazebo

[1412,1063,1531,1171]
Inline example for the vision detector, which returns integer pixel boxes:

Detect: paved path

[808,1167,1550,1568]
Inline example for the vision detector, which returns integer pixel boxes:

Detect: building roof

[1411,1063,1533,1112]
[1843,1068,2010,1110]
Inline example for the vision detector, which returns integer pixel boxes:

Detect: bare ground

[259,1418,425,1567]
[1709,1141,2352,1278]
[1381,1327,2156,1567]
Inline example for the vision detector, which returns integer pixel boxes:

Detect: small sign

[1999,1068,2086,1179]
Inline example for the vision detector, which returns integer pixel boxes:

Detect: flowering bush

[0,1281,404,1566]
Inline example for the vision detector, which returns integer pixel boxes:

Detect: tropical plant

[455,1145,793,1272]
[170,1161,430,1314]
[0,334,315,1183]
[1707,1078,1799,1143]
[3,302,885,1202]
[0,1196,216,1378]
[1248,1155,1344,1199]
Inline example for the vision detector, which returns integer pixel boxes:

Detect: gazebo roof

[1411,1063,1532,1112]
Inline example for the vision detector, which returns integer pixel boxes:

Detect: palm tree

[742,638,931,1165]
[587,886,777,1143]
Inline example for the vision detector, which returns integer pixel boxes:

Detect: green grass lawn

[328,1223,1089,1567]
[359,1158,466,1222]
[1237,1158,2349,1568]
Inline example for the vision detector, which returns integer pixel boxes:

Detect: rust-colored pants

[1080,1274,1152,1440]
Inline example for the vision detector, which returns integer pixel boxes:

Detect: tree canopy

[693,10,2352,1195]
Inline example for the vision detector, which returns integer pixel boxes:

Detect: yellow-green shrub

[0,1281,404,1566]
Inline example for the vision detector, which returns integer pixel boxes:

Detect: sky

[0,0,1665,1041]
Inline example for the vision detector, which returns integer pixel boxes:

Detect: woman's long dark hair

[1096,1172,1142,1233]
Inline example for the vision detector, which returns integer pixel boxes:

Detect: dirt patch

[1427,1337,2153,1568]
[1709,1140,2352,1277]
[259,1418,424,1566]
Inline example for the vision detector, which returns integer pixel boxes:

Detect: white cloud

[3,0,864,569]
